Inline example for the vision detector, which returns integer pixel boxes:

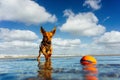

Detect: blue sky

[0,0,120,56]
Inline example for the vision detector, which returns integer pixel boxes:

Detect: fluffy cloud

[94,31,120,49]
[0,28,39,52]
[52,38,81,55]
[83,0,101,10]
[0,0,57,24]
[0,41,38,49]
[95,31,120,43]
[53,38,81,48]
[0,28,38,41]
[60,10,105,36]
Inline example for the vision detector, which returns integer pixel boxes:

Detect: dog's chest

[40,41,51,52]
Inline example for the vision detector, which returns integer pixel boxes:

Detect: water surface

[0,56,120,80]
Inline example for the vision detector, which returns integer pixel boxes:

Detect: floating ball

[80,55,97,65]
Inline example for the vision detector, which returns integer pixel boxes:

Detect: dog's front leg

[45,50,52,62]
[44,54,51,62]
[45,56,51,62]
[37,49,41,61]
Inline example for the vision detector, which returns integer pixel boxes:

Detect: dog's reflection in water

[37,59,52,80]
[24,60,52,80]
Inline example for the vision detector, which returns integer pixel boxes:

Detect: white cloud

[0,40,38,49]
[60,10,105,37]
[95,31,120,44]
[78,30,120,54]
[52,38,81,55]
[94,31,120,50]
[53,38,81,48]
[0,0,57,24]
[0,28,39,55]
[0,28,38,41]
[83,0,101,10]
[52,37,119,55]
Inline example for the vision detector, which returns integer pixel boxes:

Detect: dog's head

[40,26,56,42]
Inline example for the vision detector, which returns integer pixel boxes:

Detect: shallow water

[0,56,120,80]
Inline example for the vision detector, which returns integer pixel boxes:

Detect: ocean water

[0,56,120,80]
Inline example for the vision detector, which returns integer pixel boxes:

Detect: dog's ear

[51,27,56,35]
[40,26,46,34]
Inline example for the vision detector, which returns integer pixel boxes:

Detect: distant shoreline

[1,54,120,59]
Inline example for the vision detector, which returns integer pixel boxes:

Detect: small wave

[99,72,120,78]
[53,68,82,73]
[98,64,120,67]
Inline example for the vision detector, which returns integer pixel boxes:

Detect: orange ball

[80,55,97,65]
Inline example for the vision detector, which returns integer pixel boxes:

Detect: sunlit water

[0,56,120,80]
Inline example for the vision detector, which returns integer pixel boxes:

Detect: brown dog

[37,26,56,61]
